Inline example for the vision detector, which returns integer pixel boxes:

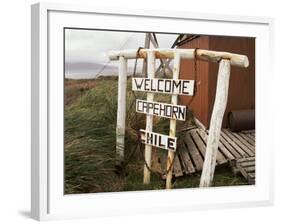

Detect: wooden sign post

[143,51,156,184]
[133,51,192,188]
[199,59,231,187]
[165,53,181,189]
[116,56,127,165]
[138,51,193,185]
[109,48,248,189]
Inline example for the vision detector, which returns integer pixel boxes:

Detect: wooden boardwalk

[160,128,255,183]
[233,157,255,184]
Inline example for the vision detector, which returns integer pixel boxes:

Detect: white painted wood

[149,33,158,48]
[116,56,127,164]
[199,59,231,187]
[149,33,173,76]
[143,51,156,184]
[196,49,249,67]
[155,59,173,77]
[140,129,177,151]
[132,78,194,95]
[136,99,186,121]
[166,53,181,189]
[109,48,193,60]
[108,48,249,68]
[142,33,150,75]
[31,3,49,220]
[37,2,273,28]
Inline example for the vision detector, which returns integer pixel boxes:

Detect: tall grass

[64,78,172,193]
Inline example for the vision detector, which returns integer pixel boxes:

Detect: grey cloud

[65,29,178,79]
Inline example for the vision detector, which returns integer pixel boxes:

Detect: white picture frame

[31,2,274,221]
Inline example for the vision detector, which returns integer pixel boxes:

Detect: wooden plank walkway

[160,128,255,183]
[234,157,255,184]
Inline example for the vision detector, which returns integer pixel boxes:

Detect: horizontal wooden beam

[108,48,249,68]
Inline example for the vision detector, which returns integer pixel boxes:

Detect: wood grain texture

[116,57,127,164]
[185,133,204,171]
[166,53,181,189]
[194,129,227,164]
[161,128,255,181]
[109,48,249,67]
[143,51,155,184]
[235,156,255,184]
[200,59,231,187]
[178,140,196,174]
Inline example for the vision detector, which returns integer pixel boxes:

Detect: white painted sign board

[132,78,194,95]
[140,129,177,151]
[136,99,186,121]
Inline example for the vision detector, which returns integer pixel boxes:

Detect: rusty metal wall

[179,36,210,127]
[179,35,255,128]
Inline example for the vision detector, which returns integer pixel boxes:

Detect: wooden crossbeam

[109,48,249,68]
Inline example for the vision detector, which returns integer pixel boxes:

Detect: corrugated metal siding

[179,35,255,128]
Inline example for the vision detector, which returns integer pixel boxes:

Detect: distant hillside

[65,61,144,79]
[65,62,118,79]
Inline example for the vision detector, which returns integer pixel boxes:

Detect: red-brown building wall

[179,35,255,128]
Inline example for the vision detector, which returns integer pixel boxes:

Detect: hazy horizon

[65,29,178,79]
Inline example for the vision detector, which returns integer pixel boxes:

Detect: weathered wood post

[166,53,181,189]
[109,48,248,188]
[199,59,231,187]
[116,56,127,165]
[143,51,156,184]
[142,33,150,75]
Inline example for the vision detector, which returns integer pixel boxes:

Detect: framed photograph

[31,2,274,221]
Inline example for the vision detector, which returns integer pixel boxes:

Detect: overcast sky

[65,29,178,79]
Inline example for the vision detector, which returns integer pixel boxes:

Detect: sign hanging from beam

[132,78,194,95]
[140,129,177,151]
[136,99,186,121]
